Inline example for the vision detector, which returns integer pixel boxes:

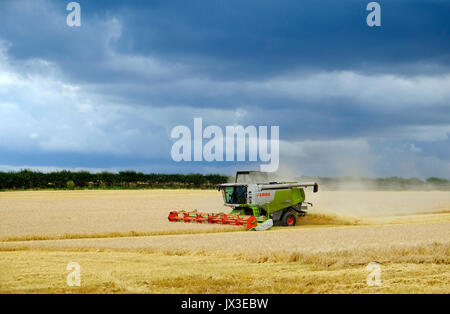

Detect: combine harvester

[168,171,319,231]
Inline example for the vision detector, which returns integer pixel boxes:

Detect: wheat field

[0,190,241,241]
[0,189,449,293]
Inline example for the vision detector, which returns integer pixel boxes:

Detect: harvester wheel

[282,212,296,227]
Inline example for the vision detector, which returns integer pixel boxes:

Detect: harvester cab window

[223,186,247,204]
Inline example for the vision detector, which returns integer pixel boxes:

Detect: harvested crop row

[1,221,448,264]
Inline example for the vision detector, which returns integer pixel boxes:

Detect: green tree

[66,180,76,190]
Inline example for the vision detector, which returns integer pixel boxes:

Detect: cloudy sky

[0,0,449,177]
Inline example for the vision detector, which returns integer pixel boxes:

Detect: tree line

[0,170,229,190]
[0,170,449,191]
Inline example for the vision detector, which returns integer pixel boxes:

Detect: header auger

[168,171,319,231]
[168,211,258,230]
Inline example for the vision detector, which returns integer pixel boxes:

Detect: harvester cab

[168,172,319,231]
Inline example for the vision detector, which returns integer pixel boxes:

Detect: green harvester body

[218,171,319,230]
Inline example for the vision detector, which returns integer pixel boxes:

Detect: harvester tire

[282,212,296,227]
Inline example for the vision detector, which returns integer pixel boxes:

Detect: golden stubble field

[0,189,449,293]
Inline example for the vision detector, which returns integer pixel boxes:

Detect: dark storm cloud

[0,0,449,177]
[2,0,450,80]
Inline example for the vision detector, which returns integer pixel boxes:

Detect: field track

[1,220,449,255]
